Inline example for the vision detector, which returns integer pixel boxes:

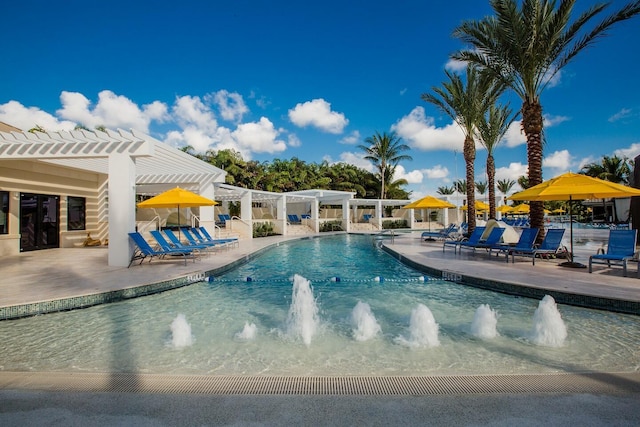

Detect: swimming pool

[1,234,639,376]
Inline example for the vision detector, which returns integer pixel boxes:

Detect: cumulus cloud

[503,120,526,148]
[421,165,449,180]
[288,98,348,134]
[338,151,374,172]
[57,90,169,133]
[609,108,633,123]
[393,165,423,184]
[543,149,572,172]
[613,143,640,160]
[445,58,467,72]
[392,106,467,151]
[495,162,528,184]
[287,133,302,147]
[340,130,361,145]
[231,117,287,154]
[206,90,248,123]
[543,114,569,127]
[0,100,76,131]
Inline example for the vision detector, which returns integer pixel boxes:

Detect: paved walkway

[1,229,639,426]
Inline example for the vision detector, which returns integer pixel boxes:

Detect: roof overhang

[215,183,317,203]
[0,128,226,187]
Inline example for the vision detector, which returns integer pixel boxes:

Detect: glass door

[20,193,60,251]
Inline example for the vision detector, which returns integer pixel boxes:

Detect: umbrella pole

[424,209,435,241]
[560,196,586,268]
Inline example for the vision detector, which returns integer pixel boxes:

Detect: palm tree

[518,176,530,190]
[454,179,467,195]
[453,0,640,239]
[477,103,516,219]
[475,181,487,195]
[581,155,631,184]
[422,65,504,233]
[437,185,456,195]
[582,155,632,222]
[497,178,516,206]
[358,131,412,199]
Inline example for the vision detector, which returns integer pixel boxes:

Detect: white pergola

[0,128,226,266]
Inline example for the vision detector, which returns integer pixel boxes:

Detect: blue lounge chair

[180,227,228,251]
[422,223,457,241]
[128,232,195,267]
[510,228,566,265]
[150,230,205,257]
[443,226,485,254]
[160,229,211,255]
[191,227,239,249]
[288,214,302,224]
[217,214,231,226]
[489,227,539,262]
[195,226,239,248]
[458,227,505,253]
[589,229,638,277]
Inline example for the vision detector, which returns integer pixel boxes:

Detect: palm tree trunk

[463,135,476,233]
[522,100,545,242]
[487,154,496,219]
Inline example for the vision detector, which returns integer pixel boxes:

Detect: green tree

[358,131,412,199]
[581,155,631,184]
[477,103,516,218]
[454,179,467,195]
[475,181,487,195]
[453,0,640,239]
[422,65,503,233]
[437,185,456,195]
[497,178,517,206]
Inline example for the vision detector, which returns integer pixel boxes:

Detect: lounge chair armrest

[596,248,605,255]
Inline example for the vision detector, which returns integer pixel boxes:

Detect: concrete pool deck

[1,229,639,425]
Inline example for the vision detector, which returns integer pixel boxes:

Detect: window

[0,191,8,234]
[67,196,86,230]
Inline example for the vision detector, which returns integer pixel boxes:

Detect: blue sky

[1,0,639,199]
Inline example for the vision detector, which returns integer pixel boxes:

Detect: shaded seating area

[510,228,566,265]
[128,232,196,267]
[192,227,239,249]
[158,229,211,255]
[287,214,302,224]
[217,214,231,227]
[589,229,638,277]
[443,226,485,254]
[489,227,539,262]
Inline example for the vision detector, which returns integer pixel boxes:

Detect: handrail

[138,215,162,232]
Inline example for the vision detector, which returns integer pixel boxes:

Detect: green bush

[253,221,276,238]
[320,220,343,232]
[382,219,408,229]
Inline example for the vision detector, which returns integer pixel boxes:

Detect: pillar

[108,152,136,267]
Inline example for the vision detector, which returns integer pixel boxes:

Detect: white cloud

[543,114,569,127]
[577,155,598,171]
[421,165,449,180]
[544,68,562,88]
[339,130,361,145]
[503,120,526,147]
[172,95,218,132]
[206,90,248,123]
[445,58,467,72]
[393,165,423,184]
[614,143,640,160]
[0,100,76,131]
[338,151,374,172]
[543,149,572,172]
[288,98,348,134]
[495,162,528,184]
[392,106,466,151]
[231,117,287,154]
[57,90,169,133]
[287,133,302,147]
[609,108,633,123]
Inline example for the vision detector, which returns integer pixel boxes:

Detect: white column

[375,200,383,230]
[200,181,216,231]
[311,198,319,233]
[277,195,286,235]
[342,199,350,232]
[108,152,136,267]
[240,191,253,239]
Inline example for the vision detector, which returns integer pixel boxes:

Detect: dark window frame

[67,196,86,231]
[0,191,8,234]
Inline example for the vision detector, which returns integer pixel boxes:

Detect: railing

[137,215,162,233]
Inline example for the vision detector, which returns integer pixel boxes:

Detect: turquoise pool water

[1,234,639,375]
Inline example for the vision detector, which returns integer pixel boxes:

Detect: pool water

[1,235,639,375]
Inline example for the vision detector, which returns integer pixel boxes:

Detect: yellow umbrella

[511,203,530,214]
[403,195,455,234]
[460,200,489,212]
[509,172,640,268]
[497,204,513,213]
[137,187,217,238]
[552,208,566,214]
